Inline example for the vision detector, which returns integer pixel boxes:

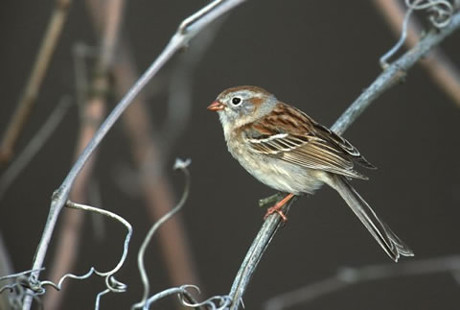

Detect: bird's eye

[231,97,242,105]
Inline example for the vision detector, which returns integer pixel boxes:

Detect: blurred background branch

[0,0,72,165]
[264,255,460,310]
[0,98,71,200]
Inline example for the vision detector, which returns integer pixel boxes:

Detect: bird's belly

[229,145,323,195]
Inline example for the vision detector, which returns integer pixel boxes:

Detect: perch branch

[227,10,460,309]
[229,201,294,309]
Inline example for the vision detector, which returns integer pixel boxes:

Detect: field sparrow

[208,85,414,262]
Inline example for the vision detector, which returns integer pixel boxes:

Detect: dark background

[1,0,460,309]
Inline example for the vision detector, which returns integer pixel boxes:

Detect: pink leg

[264,193,295,222]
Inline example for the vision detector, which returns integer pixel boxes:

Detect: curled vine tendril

[406,0,454,28]
[0,200,133,310]
[380,0,454,67]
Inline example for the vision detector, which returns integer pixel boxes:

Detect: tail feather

[326,175,414,262]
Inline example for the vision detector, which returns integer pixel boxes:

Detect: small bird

[208,85,414,262]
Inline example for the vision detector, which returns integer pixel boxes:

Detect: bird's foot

[263,193,295,222]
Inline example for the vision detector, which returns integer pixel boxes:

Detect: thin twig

[132,159,191,310]
[0,98,72,200]
[22,1,246,309]
[264,255,460,310]
[0,0,72,164]
[227,11,460,310]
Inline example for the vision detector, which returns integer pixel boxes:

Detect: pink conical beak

[207,101,225,111]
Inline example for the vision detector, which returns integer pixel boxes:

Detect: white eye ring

[231,96,242,105]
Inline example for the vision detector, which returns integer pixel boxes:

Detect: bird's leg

[258,193,283,208]
[264,193,295,222]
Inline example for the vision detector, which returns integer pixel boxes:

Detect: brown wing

[241,103,375,179]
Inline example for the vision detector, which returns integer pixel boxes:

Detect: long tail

[326,174,414,262]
